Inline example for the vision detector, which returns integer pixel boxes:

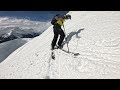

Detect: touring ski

[59,48,80,56]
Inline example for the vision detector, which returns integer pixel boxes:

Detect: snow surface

[0,11,120,79]
[0,38,32,63]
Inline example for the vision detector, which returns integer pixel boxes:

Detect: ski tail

[51,50,55,60]
[59,48,80,56]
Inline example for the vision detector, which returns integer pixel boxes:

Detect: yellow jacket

[57,18,65,26]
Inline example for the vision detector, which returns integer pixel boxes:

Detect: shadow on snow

[63,28,84,45]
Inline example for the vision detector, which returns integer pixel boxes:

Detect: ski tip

[52,57,55,60]
[51,55,55,60]
[74,53,80,56]
[45,76,50,79]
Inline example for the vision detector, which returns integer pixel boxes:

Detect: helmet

[65,14,71,19]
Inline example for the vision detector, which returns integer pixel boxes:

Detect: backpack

[51,14,60,25]
[51,14,70,25]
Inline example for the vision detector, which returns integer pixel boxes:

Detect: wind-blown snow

[0,11,120,79]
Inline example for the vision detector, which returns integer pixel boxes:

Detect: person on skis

[51,14,71,50]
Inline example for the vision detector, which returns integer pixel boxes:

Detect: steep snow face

[0,38,32,63]
[0,11,120,79]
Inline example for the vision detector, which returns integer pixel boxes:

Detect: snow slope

[0,38,32,63]
[0,11,120,79]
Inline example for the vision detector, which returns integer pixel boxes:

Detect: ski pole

[63,24,65,34]
[63,24,69,53]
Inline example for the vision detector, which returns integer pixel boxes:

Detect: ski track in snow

[0,11,120,79]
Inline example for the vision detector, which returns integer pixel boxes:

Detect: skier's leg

[51,29,58,50]
[58,29,65,47]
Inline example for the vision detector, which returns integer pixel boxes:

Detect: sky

[0,11,67,21]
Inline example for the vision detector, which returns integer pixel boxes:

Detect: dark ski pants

[51,26,65,49]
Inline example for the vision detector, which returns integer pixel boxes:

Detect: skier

[51,14,71,50]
